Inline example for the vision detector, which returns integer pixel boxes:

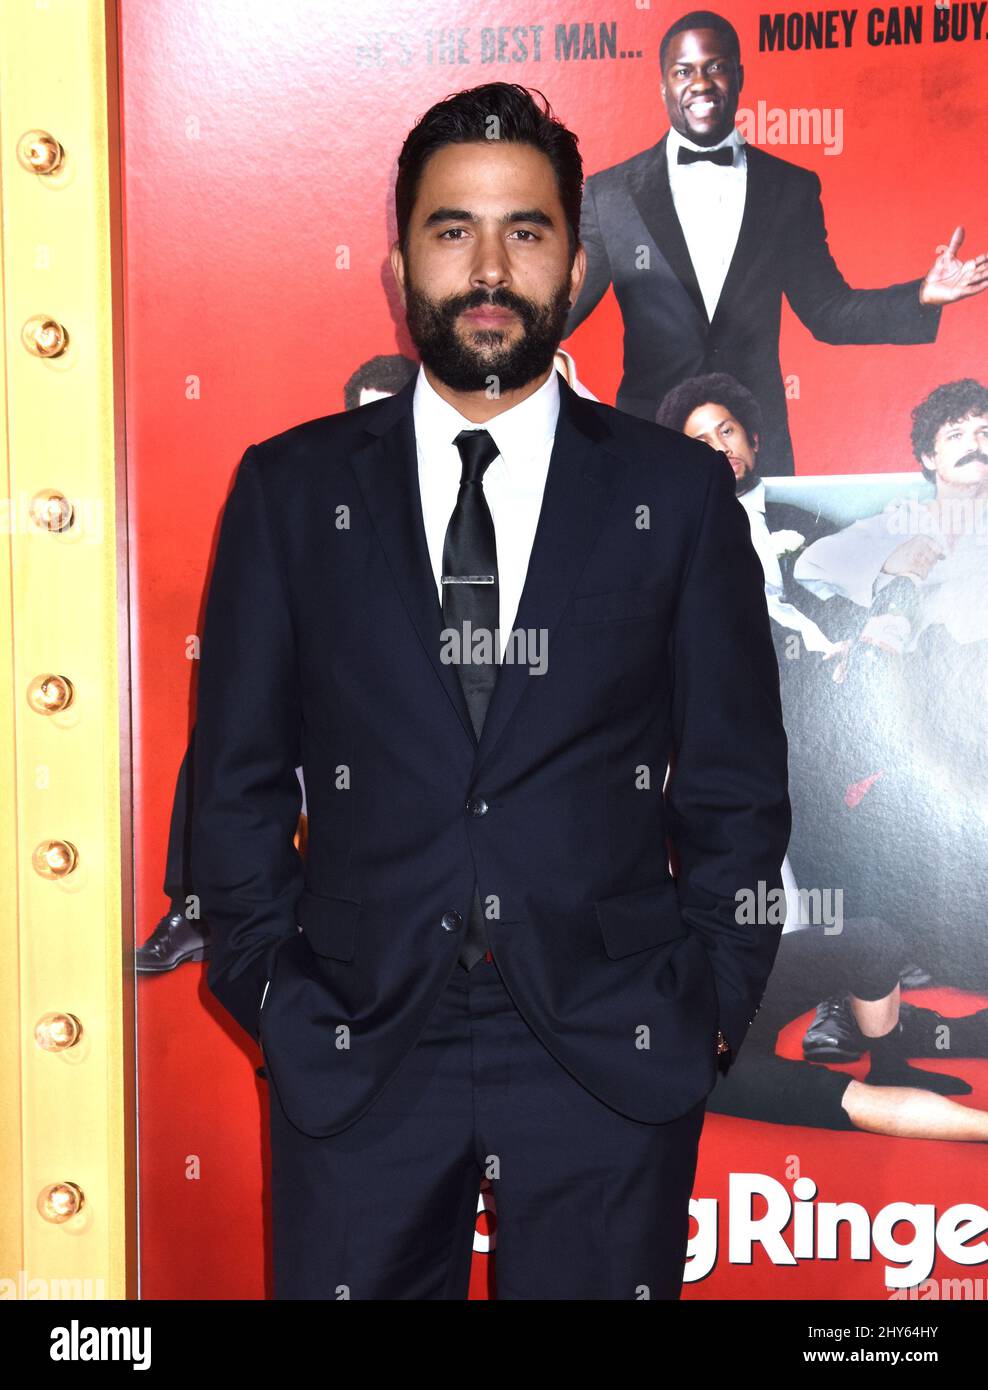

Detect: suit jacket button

[441,911,462,933]
[466,797,488,816]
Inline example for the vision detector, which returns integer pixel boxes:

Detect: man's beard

[734,463,759,496]
[404,275,573,394]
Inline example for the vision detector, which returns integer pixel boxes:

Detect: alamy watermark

[440,622,548,676]
[736,881,844,932]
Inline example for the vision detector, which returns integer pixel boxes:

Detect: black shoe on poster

[802,994,867,1062]
[897,1001,988,1058]
[136,905,210,973]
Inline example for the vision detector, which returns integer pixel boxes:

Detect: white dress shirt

[666,123,747,323]
[412,363,560,656]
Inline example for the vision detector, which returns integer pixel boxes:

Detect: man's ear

[737,62,744,96]
[751,430,759,455]
[568,242,587,309]
[389,241,407,309]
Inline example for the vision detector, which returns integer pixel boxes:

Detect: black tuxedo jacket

[763,498,849,646]
[565,133,943,475]
[191,372,791,1137]
[762,498,862,648]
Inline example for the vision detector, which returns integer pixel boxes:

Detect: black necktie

[443,428,501,969]
[677,145,733,166]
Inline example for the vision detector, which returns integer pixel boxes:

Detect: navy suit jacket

[191,372,792,1136]
[565,133,943,475]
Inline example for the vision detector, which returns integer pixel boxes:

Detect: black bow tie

[677,145,734,167]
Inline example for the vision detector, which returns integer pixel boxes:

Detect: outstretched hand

[920,225,988,305]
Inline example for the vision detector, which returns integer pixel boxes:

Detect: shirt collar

[412,363,560,488]
[738,476,766,513]
[667,122,745,169]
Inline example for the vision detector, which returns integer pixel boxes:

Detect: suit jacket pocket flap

[593,878,689,959]
[569,584,668,625]
[297,890,362,960]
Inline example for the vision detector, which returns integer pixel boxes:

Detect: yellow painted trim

[0,0,134,1299]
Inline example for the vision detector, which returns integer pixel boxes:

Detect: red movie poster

[118,0,988,1299]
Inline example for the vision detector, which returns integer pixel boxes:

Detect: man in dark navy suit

[192,82,791,1300]
[566,11,988,475]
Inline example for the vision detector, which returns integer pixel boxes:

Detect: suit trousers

[266,952,707,1299]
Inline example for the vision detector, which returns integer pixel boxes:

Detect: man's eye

[440,227,538,241]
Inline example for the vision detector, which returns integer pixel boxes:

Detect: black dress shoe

[135,908,210,973]
[896,1001,988,1057]
[803,994,867,1062]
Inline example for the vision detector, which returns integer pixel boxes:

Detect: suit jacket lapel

[348,377,477,750]
[709,143,780,334]
[627,132,780,335]
[628,133,708,326]
[474,376,622,777]
[349,372,625,772]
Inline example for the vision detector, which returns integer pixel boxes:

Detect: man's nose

[470,239,510,288]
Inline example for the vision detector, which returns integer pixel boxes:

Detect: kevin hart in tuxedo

[191,81,791,1300]
[566,10,988,476]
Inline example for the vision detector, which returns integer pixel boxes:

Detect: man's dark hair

[343,354,418,411]
[655,372,763,447]
[910,378,988,482]
[394,82,583,266]
[659,10,741,73]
